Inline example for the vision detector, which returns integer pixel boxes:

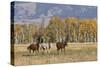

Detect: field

[12,43,97,66]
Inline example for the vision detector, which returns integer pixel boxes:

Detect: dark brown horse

[27,35,42,53]
[27,42,40,53]
[56,36,68,53]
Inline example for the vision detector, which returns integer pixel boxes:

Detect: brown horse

[56,36,68,53]
[27,42,39,53]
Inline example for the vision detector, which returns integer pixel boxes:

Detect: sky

[11,1,97,23]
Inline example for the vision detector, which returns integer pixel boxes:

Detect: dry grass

[12,43,97,66]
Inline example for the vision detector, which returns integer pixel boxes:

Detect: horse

[27,42,40,54]
[27,34,43,54]
[40,42,51,54]
[56,36,68,54]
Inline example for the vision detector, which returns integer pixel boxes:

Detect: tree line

[12,16,97,44]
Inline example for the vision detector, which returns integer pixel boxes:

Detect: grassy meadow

[12,43,97,66]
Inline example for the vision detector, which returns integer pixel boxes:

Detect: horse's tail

[66,42,68,46]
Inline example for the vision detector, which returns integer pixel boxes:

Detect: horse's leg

[46,47,48,54]
[28,49,31,55]
[35,50,37,55]
[29,49,31,53]
[28,49,31,56]
[43,49,45,55]
[47,49,49,54]
[61,48,63,53]
[42,47,45,55]
[33,50,34,53]
[57,48,59,55]
[32,50,34,54]
[47,49,49,53]
[36,49,39,55]
[38,49,39,53]
[64,47,65,54]
[48,49,50,54]
[46,49,48,54]
[37,49,39,55]
[48,47,50,54]
[42,49,45,55]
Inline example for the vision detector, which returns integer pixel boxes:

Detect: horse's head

[27,44,32,50]
[27,46,30,50]
[63,41,68,47]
